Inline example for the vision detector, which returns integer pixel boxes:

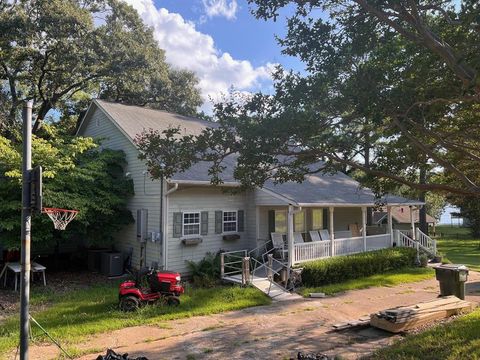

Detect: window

[294,210,305,232]
[274,210,287,234]
[312,209,324,230]
[223,211,237,233]
[183,212,200,236]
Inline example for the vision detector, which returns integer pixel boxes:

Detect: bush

[300,248,418,287]
[186,251,222,287]
[419,254,429,267]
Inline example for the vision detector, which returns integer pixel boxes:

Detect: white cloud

[124,0,275,112]
[202,0,238,20]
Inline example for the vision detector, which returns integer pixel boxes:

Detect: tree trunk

[419,166,428,235]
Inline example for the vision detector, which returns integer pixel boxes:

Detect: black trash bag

[96,349,149,360]
[296,352,331,360]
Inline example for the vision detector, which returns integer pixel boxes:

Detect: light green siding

[166,187,256,275]
[79,107,163,268]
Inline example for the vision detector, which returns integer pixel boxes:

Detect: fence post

[242,257,250,286]
[220,253,225,279]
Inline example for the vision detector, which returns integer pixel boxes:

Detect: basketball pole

[20,100,33,360]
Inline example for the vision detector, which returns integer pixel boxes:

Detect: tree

[0,124,134,249]
[135,1,480,209]
[0,0,202,136]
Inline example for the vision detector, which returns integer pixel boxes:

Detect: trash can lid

[435,264,469,271]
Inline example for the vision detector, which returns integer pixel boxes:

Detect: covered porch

[255,204,420,266]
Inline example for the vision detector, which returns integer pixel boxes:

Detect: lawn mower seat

[148,273,171,293]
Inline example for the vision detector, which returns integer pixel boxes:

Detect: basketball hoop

[42,208,79,230]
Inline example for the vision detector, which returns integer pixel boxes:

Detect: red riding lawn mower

[119,268,184,311]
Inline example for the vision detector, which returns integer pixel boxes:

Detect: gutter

[162,182,179,270]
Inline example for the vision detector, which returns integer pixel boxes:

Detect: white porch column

[409,205,416,240]
[329,207,335,257]
[362,206,367,251]
[387,206,393,246]
[287,205,294,267]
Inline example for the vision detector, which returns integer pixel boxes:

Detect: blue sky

[155,0,303,70]
[126,0,305,111]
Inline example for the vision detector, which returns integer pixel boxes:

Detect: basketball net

[42,208,79,230]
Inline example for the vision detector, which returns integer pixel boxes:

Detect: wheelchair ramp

[251,275,302,301]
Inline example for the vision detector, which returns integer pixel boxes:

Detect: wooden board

[370,297,475,333]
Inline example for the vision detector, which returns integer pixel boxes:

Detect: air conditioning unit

[100,251,123,277]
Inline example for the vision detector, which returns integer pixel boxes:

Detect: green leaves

[0,0,202,133]
[0,128,133,249]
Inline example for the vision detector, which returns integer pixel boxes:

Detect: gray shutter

[215,210,223,234]
[173,212,182,238]
[323,208,328,230]
[201,211,209,235]
[268,210,275,234]
[237,210,244,232]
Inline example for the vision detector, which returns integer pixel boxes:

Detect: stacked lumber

[370,296,474,333]
[332,315,371,330]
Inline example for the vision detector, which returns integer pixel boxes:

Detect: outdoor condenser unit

[137,209,148,243]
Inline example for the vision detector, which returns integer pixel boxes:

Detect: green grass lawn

[436,225,480,271]
[368,307,480,360]
[299,267,434,297]
[0,283,270,358]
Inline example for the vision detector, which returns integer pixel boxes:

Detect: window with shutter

[223,211,237,233]
[183,212,200,236]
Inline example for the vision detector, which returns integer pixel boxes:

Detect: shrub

[419,254,429,267]
[300,248,417,287]
[186,251,222,287]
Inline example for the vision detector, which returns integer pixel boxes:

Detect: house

[373,207,437,234]
[76,100,429,275]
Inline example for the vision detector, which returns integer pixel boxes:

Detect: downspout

[162,182,179,269]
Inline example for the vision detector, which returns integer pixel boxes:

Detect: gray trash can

[434,264,469,300]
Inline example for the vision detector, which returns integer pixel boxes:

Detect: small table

[0,262,47,291]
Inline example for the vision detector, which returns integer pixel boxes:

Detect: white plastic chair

[309,230,322,242]
[319,229,331,241]
[271,232,288,260]
[293,232,304,244]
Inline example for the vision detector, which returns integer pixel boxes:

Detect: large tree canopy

[137,0,480,204]
[0,0,202,136]
[0,0,203,249]
[0,123,134,249]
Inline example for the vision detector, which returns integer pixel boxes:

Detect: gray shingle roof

[262,173,421,206]
[94,99,216,139]
[81,100,423,206]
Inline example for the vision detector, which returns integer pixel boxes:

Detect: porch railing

[334,236,363,256]
[220,250,249,285]
[366,233,391,250]
[293,233,393,265]
[416,228,437,255]
[293,240,331,264]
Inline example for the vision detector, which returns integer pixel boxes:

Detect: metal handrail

[248,239,271,258]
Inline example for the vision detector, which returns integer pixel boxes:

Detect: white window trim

[182,211,201,237]
[222,210,238,234]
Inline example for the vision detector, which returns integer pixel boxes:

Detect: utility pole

[20,100,33,360]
